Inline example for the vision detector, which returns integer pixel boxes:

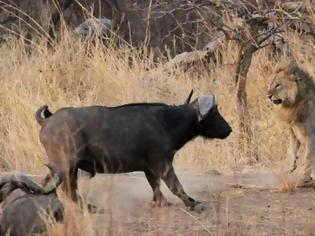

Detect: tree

[205,2,284,163]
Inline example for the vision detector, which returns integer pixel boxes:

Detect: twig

[0,1,52,41]
[180,208,212,235]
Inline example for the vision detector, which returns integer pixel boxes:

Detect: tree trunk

[234,21,260,164]
[234,44,258,163]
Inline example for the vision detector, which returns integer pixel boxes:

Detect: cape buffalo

[35,92,231,211]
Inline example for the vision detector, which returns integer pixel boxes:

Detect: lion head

[267,62,314,107]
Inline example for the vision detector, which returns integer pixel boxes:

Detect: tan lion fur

[268,61,315,186]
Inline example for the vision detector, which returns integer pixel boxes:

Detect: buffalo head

[192,95,232,139]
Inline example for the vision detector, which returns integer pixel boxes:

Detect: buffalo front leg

[162,166,204,212]
[145,171,168,207]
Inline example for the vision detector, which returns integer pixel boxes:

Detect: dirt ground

[78,170,315,236]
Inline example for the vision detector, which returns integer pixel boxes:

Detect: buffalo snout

[214,112,232,139]
[199,106,232,139]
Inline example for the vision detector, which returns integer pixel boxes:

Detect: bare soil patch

[78,170,315,236]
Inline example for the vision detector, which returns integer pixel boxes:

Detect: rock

[74,17,112,40]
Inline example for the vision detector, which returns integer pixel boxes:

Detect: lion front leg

[288,129,300,173]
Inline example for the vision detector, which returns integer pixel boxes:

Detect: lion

[267,61,315,187]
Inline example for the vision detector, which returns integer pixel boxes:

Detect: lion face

[267,67,299,107]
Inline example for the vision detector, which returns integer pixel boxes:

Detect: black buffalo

[35,93,231,211]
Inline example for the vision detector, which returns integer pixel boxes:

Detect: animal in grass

[0,165,63,236]
[267,61,315,187]
[35,91,232,211]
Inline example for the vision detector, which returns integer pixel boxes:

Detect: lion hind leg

[297,140,315,187]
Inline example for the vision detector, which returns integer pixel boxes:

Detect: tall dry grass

[0,29,314,173]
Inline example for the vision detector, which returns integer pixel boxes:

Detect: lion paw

[296,176,314,188]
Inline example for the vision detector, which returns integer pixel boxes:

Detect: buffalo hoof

[189,202,206,213]
[149,199,171,208]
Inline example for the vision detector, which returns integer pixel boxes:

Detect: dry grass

[44,194,95,236]
[0,30,314,173]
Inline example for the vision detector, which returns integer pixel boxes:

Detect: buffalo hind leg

[60,167,79,202]
[162,166,205,212]
[61,167,98,213]
[145,171,168,207]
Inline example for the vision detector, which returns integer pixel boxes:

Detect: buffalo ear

[192,95,216,121]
